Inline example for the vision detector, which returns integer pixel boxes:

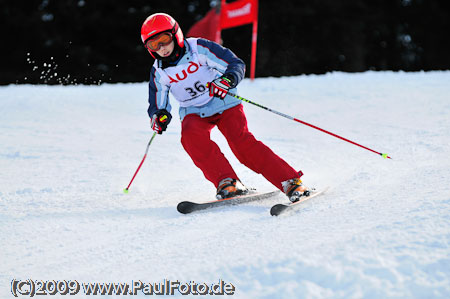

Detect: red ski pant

[181,104,299,191]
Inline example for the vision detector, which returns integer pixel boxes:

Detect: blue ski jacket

[147,38,246,121]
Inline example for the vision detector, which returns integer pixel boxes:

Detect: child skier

[141,13,309,202]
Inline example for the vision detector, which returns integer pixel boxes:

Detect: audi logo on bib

[168,61,200,84]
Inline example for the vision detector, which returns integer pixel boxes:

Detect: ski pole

[123,132,158,193]
[225,90,392,159]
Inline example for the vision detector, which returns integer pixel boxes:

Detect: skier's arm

[147,67,171,119]
[197,38,246,88]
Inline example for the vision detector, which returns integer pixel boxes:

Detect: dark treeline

[1,0,449,85]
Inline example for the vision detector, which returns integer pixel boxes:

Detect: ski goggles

[144,32,173,51]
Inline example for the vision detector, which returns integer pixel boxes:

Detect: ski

[270,187,329,216]
[177,190,280,214]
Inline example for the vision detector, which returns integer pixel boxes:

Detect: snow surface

[1,71,450,298]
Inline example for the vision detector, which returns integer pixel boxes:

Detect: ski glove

[208,74,236,100]
[151,109,172,134]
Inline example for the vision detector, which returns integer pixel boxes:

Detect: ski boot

[282,177,310,203]
[216,178,248,200]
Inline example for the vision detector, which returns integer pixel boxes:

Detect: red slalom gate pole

[227,91,392,159]
[123,132,158,193]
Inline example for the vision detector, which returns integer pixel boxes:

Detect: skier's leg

[181,113,239,187]
[217,105,299,191]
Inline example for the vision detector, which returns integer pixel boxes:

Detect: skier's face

[156,40,175,58]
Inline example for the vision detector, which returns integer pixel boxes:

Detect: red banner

[220,0,258,29]
[186,9,221,43]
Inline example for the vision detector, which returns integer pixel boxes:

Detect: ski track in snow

[1,71,450,298]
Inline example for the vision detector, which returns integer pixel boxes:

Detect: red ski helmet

[141,13,184,59]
